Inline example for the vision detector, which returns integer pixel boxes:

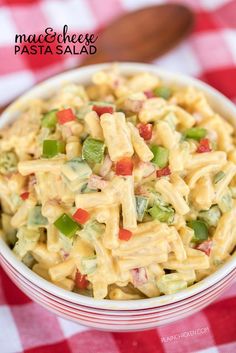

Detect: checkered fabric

[0,0,236,352]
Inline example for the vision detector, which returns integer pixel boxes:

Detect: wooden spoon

[0,4,194,113]
[82,4,194,65]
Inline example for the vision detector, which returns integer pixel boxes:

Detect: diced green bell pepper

[54,213,81,238]
[154,86,172,100]
[41,110,58,130]
[148,204,174,224]
[151,145,169,168]
[185,127,207,141]
[187,220,208,243]
[42,140,65,158]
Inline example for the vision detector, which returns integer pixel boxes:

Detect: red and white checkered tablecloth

[0,0,236,352]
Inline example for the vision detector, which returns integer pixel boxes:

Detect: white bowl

[0,63,236,331]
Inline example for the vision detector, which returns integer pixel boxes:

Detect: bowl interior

[0,62,236,311]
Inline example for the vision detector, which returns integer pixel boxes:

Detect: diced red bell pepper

[138,123,153,140]
[92,105,114,117]
[115,157,133,176]
[196,240,213,256]
[156,166,171,178]
[72,208,90,225]
[119,228,133,241]
[75,270,89,289]
[20,192,29,200]
[57,108,76,124]
[144,90,155,99]
[197,138,211,153]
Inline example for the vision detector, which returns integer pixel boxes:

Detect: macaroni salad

[1,66,236,300]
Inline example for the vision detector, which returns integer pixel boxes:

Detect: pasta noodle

[100,112,134,161]
[155,179,190,215]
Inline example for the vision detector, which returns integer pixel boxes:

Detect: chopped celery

[126,115,138,125]
[81,256,97,274]
[135,196,148,222]
[82,137,105,164]
[218,191,233,213]
[157,274,187,295]
[187,220,208,243]
[27,206,48,229]
[62,175,85,192]
[76,105,91,120]
[42,140,65,158]
[151,145,169,168]
[13,227,40,259]
[62,157,92,182]
[59,232,74,254]
[0,151,18,174]
[230,186,236,198]
[41,109,58,130]
[11,193,22,209]
[2,213,17,247]
[152,192,169,208]
[214,171,225,184]
[142,213,153,222]
[54,213,81,238]
[80,182,95,193]
[22,252,36,268]
[154,86,172,100]
[163,112,177,130]
[198,205,221,227]
[185,127,207,141]
[88,101,115,108]
[79,220,105,241]
[148,204,174,224]
[139,183,168,208]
